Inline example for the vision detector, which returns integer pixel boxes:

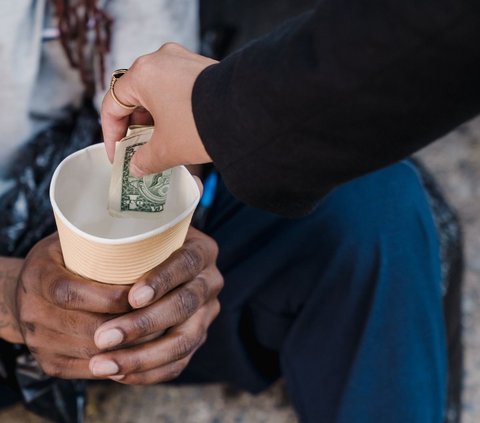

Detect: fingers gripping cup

[49,143,200,284]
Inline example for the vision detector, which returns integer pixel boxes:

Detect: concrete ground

[0,381,296,423]
[1,118,480,422]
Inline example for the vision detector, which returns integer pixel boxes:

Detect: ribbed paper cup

[49,143,200,284]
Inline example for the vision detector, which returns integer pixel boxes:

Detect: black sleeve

[192,0,480,217]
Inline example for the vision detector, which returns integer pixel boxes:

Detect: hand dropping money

[108,126,172,218]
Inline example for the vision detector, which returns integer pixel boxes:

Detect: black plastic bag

[0,102,101,257]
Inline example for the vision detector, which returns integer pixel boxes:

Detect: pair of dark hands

[9,44,222,384]
[14,226,223,384]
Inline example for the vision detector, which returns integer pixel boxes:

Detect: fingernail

[129,161,144,177]
[91,359,119,376]
[96,328,124,349]
[110,374,125,381]
[131,286,155,307]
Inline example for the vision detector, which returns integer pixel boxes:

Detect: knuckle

[148,269,173,296]
[189,233,218,263]
[125,373,148,385]
[159,41,182,53]
[199,333,208,348]
[205,237,219,260]
[175,287,200,318]
[130,55,154,89]
[140,160,156,176]
[21,320,36,334]
[133,311,157,337]
[165,362,186,381]
[49,278,81,309]
[41,360,64,378]
[195,276,209,300]
[212,271,225,296]
[172,334,196,360]
[19,302,38,323]
[178,247,203,277]
[65,312,80,334]
[45,238,60,256]
[23,332,39,350]
[117,354,143,374]
[212,299,221,319]
[131,53,151,71]
[79,345,97,359]
[20,258,41,290]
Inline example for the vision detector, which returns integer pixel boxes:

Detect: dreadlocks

[52,0,112,96]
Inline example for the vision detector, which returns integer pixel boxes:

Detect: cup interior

[50,143,199,242]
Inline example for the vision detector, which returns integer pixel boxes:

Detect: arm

[101,0,480,217]
[0,257,23,344]
[193,0,480,216]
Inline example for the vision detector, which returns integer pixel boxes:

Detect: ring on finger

[110,69,137,110]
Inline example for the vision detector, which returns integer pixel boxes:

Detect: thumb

[129,129,167,177]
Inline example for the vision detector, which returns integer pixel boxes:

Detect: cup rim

[49,143,200,245]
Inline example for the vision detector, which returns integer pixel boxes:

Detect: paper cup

[49,143,200,284]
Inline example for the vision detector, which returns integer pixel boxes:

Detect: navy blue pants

[180,161,447,422]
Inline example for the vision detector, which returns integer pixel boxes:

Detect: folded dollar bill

[108,126,172,218]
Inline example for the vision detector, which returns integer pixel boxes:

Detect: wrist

[0,258,24,344]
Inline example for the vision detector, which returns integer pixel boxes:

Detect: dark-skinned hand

[15,233,131,379]
[88,225,223,384]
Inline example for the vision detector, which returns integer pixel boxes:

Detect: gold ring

[110,69,137,110]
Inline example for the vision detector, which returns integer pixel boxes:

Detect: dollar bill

[108,126,172,218]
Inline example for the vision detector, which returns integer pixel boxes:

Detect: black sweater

[192,0,480,217]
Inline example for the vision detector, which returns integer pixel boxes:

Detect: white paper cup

[49,143,200,284]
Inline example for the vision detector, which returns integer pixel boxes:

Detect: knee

[318,162,435,242]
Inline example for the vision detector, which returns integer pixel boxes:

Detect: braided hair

[52,0,112,96]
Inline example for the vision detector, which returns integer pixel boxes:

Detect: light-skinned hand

[101,43,217,177]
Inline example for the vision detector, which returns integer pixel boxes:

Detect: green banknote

[108,126,172,218]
